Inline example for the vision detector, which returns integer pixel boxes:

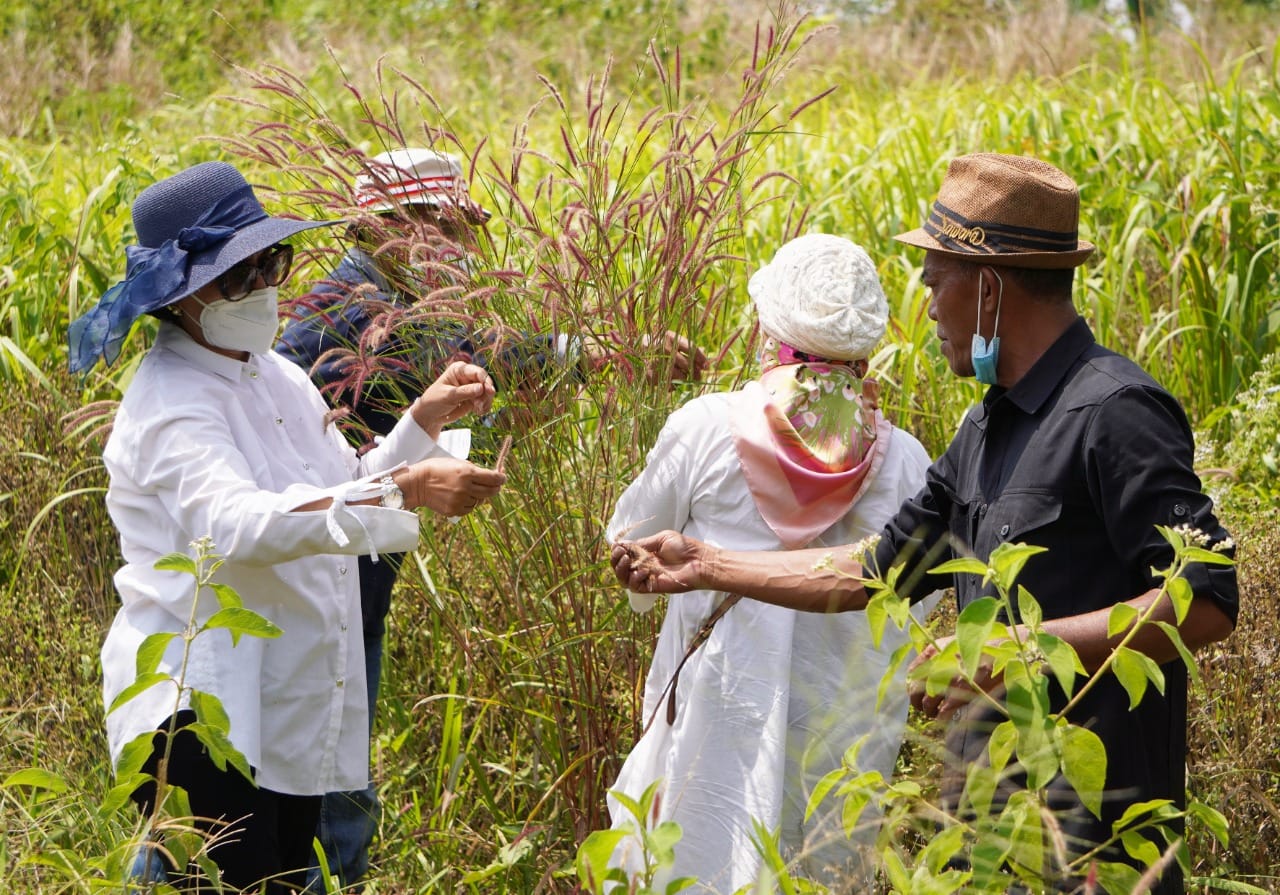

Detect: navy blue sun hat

[68,161,339,373]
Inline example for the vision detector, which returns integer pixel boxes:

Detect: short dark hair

[997,265,1075,302]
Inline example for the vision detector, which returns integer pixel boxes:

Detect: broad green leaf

[200,607,283,645]
[988,720,1017,773]
[153,552,197,575]
[865,592,888,646]
[1112,647,1165,709]
[839,787,872,836]
[1155,621,1202,687]
[930,557,990,577]
[805,767,845,822]
[115,733,156,780]
[1038,634,1084,698]
[136,632,177,677]
[965,763,999,819]
[920,824,967,875]
[190,690,231,733]
[576,828,629,891]
[1093,860,1142,895]
[100,775,149,816]
[1180,546,1235,566]
[1060,723,1107,818]
[989,542,1047,594]
[956,597,1001,678]
[609,788,645,827]
[2,768,68,793]
[1112,798,1176,833]
[877,641,914,710]
[1119,830,1161,866]
[1186,800,1230,847]
[1106,602,1140,638]
[1015,585,1042,630]
[107,672,173,714]
[881,848,910,891]
[1166,576,1193,623]
[186,721,253,783]
[647,819,683,861]
[209,582,243,611]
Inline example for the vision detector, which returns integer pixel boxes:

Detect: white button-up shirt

[101,323,462,795]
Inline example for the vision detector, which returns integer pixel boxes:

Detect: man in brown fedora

[608,153,1237,892]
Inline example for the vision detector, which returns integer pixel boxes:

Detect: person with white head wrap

[603,234,939,891]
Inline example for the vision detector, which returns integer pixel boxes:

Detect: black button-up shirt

[874,318,1238,891]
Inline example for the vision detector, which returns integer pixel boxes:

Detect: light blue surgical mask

[970,268,1003,385]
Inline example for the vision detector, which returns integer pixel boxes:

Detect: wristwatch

[378,474,405,510]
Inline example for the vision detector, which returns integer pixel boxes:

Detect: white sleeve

[133,410,420,565]
[606,404,700,612]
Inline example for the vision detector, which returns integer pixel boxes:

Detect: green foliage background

[2,0,1280,892]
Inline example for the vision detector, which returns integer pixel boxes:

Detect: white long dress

[605,386,938,893]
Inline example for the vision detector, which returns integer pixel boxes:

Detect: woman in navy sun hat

[74,161,506,892]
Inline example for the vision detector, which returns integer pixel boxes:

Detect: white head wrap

[748,233,888,361]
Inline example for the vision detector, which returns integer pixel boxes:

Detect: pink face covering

[730,337,891,548]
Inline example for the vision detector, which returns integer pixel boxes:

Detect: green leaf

[1154,620,1202,687]
[186,721,254,784]
[1166,575,1194,623]
[1107,602,1141,638]
[135,632,177,677]
[1014,585,1041,631]
[647,819,683,862]
[1180,546,1235,566]
[1060,723,1107,818]
[930,557,989,577]
[100,774,150,816]
[576,828,629,892]
[1093,860,1142,894]
[209,582,243,611]
[199,607,283,645]
[956,597,1000,678]
[115,732,156,780]
[107,672,173,714]
[988,720,1017,773]
[190,690,231,734]
[920,824,967,875]
[989,542,1048,594]
[2,768,68,793]
[153,552,197,575]
[1111,646,1165,708]
[1119,829,1162,866]
[1038,634,1084,698]
[1186,799,1230,847]
[805,767,845,823]
[1112,798,1175,834]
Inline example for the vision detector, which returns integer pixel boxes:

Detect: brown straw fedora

[894,153,1095,269]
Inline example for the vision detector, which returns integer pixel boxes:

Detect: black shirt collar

[980,317,1096,419]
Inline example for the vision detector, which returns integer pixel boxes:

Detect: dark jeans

[130,712,322,893]
[306,552,402,891]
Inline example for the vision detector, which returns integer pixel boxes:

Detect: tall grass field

[2,0,1280,892]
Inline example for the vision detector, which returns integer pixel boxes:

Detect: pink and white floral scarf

[730,337,891,548]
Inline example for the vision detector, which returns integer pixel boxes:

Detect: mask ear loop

[977,267,1004,341]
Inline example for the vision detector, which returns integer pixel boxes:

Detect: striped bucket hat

[894,153,1095,268]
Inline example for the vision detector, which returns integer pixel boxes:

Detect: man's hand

[411,361,496,438]
[907,637,1005,722]
[398,457,506,517]
[610,530,710,594]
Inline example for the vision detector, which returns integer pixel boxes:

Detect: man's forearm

[702,546,868,613]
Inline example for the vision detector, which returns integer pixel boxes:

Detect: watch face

[381,477,405,509]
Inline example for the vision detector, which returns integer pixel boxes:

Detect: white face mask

[194,286,280,355]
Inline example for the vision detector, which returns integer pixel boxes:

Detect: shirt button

[339,567,348,576]
[341,623,349,632]
[1173,503,1189,518]
[303,463,311,470]
[999,524,1010,538]
[336,678,345,688]
[275,417,284,425]
[249,371,259,379]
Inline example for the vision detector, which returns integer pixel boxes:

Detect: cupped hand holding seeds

[610,530,708,594]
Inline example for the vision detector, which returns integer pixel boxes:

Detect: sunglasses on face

[217,244,294,301]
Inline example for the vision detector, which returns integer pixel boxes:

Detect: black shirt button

[999,523,1011,538]
[1173,503,1189,518]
